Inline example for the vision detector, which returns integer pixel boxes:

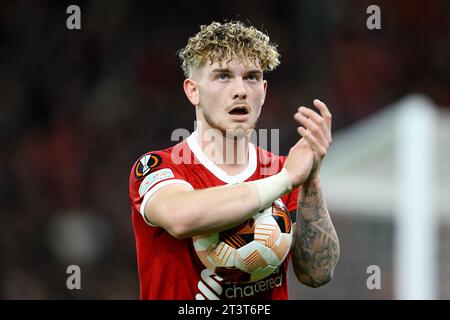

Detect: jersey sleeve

[129,151,193,226]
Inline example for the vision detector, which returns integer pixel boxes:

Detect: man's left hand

[293,99,332,180]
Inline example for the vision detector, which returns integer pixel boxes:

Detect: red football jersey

[129,132,299,300]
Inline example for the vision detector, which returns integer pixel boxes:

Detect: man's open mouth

[228,106,249,115]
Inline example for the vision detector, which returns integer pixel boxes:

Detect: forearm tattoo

[293,185,340,287]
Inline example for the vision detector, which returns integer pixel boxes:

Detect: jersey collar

[186,131,257,184]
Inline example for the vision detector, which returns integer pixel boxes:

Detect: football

[192,198,293,283]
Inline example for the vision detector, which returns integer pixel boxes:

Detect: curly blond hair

[178,21,281,77]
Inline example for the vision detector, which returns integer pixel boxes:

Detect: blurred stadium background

[0,0,449,299]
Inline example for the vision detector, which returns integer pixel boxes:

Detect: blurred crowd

[0,0,449,298]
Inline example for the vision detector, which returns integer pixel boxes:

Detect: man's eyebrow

[246,69,263,75]
[211,68,230,73]
[211,68,263,75]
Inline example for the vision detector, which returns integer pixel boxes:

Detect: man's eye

[246,75,258,81]
[218,74,229,80]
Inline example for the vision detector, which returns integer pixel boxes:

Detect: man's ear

[183,78,200,106]
[262,80,268,104]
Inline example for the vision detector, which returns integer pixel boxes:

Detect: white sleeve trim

[139,179,194,227]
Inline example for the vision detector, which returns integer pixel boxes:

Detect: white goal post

[320,94,449,299]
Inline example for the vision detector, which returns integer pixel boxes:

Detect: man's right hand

[283,139,314,188]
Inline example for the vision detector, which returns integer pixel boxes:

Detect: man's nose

[232,77,247,100]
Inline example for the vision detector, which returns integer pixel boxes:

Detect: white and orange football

[192,198,293,283]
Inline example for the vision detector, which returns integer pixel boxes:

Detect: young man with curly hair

[129,21,339,300]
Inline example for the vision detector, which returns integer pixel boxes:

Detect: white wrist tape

[248,168,293,211]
